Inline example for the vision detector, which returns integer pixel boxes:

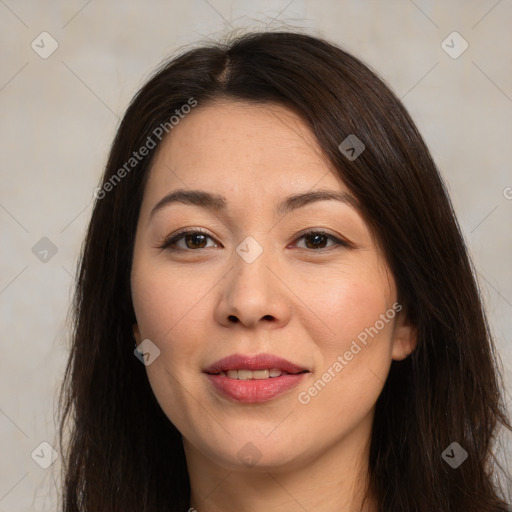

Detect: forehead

[144,99,345,198]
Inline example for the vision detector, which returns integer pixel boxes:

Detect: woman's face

[131,99,416,473]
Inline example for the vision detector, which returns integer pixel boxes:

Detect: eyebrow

[149,188,359,220]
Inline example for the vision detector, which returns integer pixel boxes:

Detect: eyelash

[157,228,350,253]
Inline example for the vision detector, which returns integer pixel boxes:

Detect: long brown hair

[58,30,512,511]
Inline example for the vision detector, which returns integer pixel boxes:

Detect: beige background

[1,1,511,510]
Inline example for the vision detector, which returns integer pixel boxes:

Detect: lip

[203,353,308,375]
[203,353,310,403]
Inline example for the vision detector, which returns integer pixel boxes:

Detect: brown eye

[303,233,329,249]
[159,229,218,251]
[295,230,349,251]
[182,233,209,249]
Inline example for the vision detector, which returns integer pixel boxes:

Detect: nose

[214,246,292,329]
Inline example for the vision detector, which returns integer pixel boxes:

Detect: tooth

[237,369,252,380]
[252,369,270,379]
[222,369,285,379]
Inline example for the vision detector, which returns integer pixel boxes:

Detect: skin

[131,99,417,512]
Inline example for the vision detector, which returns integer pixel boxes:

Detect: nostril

[228,315,239,323]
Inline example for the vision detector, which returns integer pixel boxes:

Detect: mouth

[203,353,310,402]
[211,368,309,380]
[203,352,310,376]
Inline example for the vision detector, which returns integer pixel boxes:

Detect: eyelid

[156,227,219,250]
[293,229,352,250]
[157,227,351,252]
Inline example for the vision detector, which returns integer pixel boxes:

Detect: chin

[201,435,310,472]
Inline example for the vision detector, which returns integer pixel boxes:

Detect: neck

[184,416,377,512]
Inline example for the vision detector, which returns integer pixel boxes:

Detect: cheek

[298,272,396,418]
[131,262,214,362]
[132,260,187,335]
[131,263,211,425]
[307,264,395,353]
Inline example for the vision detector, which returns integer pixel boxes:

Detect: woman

[58,30,512,511]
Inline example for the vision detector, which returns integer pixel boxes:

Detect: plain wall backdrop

[1,1,511,509]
